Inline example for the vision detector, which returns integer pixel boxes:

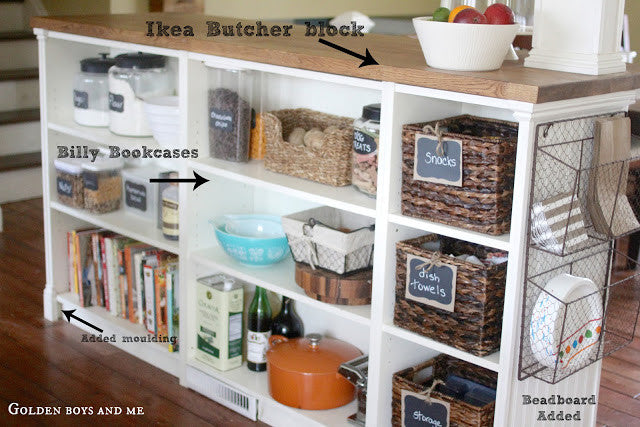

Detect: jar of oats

[82,157,124,214]
[54,158,86,208]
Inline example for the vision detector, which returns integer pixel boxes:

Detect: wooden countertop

[31,13,640,104]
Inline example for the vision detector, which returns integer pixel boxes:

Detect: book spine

[118,249,127,320]
[134,253,145,325]
[91,233,102,307]
[74,232,83,306]
[106,238,118,316]
[67,231,74,294]
[100,235,109,311]
[155,266,168,340]
[143,264,156,335]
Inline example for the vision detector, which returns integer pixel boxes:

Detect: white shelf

[48,118,158,149]
[50,201,178,253]
[187,358,357,427]
[191,246,371,326]
[388,213,511,252]
[56,292,179,377]
[382,323,501,373]
[189,158,377,218]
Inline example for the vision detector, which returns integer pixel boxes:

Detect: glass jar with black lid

[352,103,381,197]
[73,53,115,127]
[108,52,174,137]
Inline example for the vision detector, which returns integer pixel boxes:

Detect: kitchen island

[33,13,640,427]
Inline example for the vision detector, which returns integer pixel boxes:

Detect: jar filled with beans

[54,158,86,208]
[82,157,124,214]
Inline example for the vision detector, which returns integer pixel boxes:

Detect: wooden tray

[294,263,372,305]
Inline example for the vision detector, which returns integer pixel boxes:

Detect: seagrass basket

[401,115,518,235]
[395,235,506,356]
[392,354,498,427]
[263,108,353,186]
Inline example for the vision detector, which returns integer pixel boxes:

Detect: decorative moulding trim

[525,49,626,75]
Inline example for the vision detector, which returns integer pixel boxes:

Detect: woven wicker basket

[401,115,518,235]
[395,235,506,356]
[392,354,498,427]
[263,108,354,186]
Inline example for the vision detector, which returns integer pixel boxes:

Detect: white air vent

[186,366,258,420]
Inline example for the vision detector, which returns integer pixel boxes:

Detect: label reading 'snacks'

[73,90,88,109]
[413,134,463,187]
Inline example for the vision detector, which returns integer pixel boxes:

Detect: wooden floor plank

[597,404,640,427]
[599,370,640,399]
[0,198,263,426]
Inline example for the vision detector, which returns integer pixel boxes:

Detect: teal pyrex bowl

[211,215,290,266]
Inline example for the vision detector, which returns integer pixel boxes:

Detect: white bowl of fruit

[413,4,519,71]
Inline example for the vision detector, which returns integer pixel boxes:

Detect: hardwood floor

[0,198,264,426]
[3,197,640,426]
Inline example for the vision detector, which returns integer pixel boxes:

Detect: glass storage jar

[73,53,115,127]
[82,157,124,214]
[54,158,87,208]
[108,52,174,137]
[206,65,255,162]
[352,104,381,197]
[122,165,160,221]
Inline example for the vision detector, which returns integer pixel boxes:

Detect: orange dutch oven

[266,333,362,410]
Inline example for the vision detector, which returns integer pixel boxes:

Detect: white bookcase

[35,27,639,427]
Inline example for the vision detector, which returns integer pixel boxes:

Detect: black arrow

[149,171,209,190]
[61,309,103,333]
[318,38,378,68]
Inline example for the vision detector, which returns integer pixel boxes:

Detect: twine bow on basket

[422,122,446,157]
[419,379,446,404]
[415,251,444,273]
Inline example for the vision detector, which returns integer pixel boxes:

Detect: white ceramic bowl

[530,274,603,371]
[143,96,179,148]
[412,17,518,71]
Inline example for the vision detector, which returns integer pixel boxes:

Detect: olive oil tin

[195,274,244,371]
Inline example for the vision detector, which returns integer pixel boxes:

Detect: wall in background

[40,0,110,15]
[626,2,639,53]
[204,0,440,19]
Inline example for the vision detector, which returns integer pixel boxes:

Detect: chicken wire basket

[281,206,375,275]
[528,112,640,257]
[519,246,640,384]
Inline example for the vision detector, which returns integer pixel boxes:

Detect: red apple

[453,8,488,24]
[484,4,515,25]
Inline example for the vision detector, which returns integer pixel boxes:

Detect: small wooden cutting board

[294,263,372,306]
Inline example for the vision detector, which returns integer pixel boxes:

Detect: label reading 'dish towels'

[405,254,456,312]
[413,134,462,187]
[401,390,450,427]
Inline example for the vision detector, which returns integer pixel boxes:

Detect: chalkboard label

[73,90,88,109]
[401,390,450,427]
[413,134,462,187]
[353,129,377,155]
[405,254,457,312]
[109,92,124,113]
[56,177,73,197]
[210,108,234,132]
[125,180,147,211]
[83,172,98,191]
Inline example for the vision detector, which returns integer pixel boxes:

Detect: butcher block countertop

[32,13,640,104]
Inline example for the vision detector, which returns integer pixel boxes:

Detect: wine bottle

[247,286,272,372]
[271,297,304,338]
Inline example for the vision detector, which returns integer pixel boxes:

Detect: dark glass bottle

[247,286,272,372]
[271,297,304,338]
